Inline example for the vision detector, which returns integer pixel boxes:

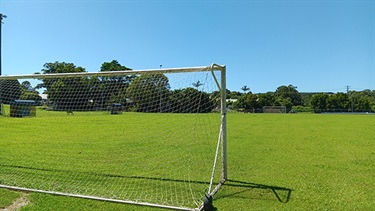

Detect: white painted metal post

[221,65,227,180]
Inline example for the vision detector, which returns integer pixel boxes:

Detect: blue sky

[0,0,374,93]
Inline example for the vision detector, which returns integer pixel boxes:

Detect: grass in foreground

[0,188,21,208]
[1,112,374,210]
[215,113,375,210]
[0,108,222,209]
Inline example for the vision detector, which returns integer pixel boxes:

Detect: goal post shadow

[1,162,227,210]
[216,179,292,203]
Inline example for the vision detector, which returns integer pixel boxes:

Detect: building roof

[11,100,36,105]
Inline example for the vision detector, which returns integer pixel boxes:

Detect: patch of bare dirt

[0,193,29,211]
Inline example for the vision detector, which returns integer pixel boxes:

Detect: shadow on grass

[1,164,292,207]
[0,163,211,185]
[217,179,292,203]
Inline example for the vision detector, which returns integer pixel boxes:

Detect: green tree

[326,94,339,111]
[100,60,131,72]
[326,93,349,111]
[126,73,170,112]
[40,62,86,75]
[19,80,42,104]
[233,92,258,112]
[20,91,42,103]
[366,89,375,111]
[168,88,213,113]
[310,93,329,113]
[210,90,221,108]
[36,61,88,110]
[277,97,293,110]
[97,60,134,108]
[228,91,242,99]
[257,92,275,108]
[21,81,33,91]
[274,85,302,111]
[355,96,371,111]
[0,79,22,104]
[335,92,350,110]
[349,90,372,111]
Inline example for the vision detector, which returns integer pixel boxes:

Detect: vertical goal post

[0,64,227,211]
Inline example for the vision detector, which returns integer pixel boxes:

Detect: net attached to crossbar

[0,64,227,210]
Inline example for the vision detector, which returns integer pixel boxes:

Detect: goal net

[263,106,287,113]
[0,64,227,210]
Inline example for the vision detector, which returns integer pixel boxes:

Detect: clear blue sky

[1,0,374,93]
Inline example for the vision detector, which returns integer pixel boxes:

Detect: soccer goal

[263,106,287,113]
[0,64,227,210]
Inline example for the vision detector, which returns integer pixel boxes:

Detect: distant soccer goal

[263,106,287,113]
[0,64,227,210]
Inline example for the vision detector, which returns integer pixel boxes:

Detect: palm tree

[241,85,250,94]
[192,80,203,89]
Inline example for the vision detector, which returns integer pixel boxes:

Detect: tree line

[227,85,375,113]
[309,90,375,113]
[0,60,214,113]
[228,85,303,112]
[1,60,374,113]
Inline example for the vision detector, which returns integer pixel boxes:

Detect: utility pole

[159,65,162,112]
[0,13,5,116]
[0,13,7,76]
[345,85,350,94]
[345,85,354,112]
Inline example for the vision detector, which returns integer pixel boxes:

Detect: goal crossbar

[0,64,226,80]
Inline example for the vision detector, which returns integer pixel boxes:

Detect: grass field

[1,110,374,210]
[0,107,223,210]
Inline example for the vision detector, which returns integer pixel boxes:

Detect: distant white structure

[39,94,48,104]
[227,99,237,103]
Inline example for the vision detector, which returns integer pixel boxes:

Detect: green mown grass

[215,113,375,210]
[0,188,21,208]
[1,108,222,209]
[1,111,374,210]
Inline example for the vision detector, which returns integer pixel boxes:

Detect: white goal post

[0,64,227,211]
